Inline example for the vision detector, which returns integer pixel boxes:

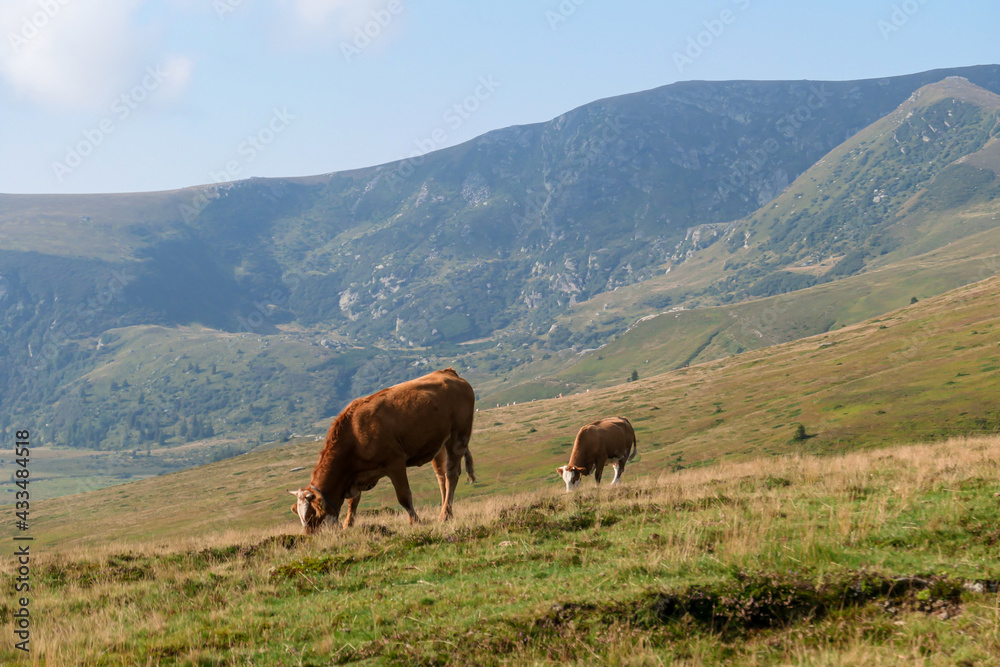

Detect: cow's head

[556,465,587,492]
[288,488,328,534]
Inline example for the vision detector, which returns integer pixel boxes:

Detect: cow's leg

[594,459,606,485]
[439,428,472,520]
[434,429,476,521]
[342,494,361,528]
[437,449,466,521]
[387,464,419,524]
[432,450,449,510]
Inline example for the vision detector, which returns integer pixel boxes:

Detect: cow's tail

[620,416,638,462]
[464,449,477,484]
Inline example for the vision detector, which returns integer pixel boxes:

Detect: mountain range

[2,64,1000,498]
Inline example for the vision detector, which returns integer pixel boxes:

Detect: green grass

[2,437,998,665]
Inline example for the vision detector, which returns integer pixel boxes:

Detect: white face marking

[295,493,311,526]
[561,468,582,492]
[289,489,315,528]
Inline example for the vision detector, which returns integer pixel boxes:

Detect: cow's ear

[556,467,565,476]
[290,503,299,514]
[288,489,300,496]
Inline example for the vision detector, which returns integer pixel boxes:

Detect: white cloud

[0,0,193,110]
[295,0,363,28]
[294,0,351,25]
[156,55,195,102]
[288,0,397,37]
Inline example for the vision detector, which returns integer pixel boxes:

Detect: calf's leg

[611,459,625,485]
[594,459,606,485]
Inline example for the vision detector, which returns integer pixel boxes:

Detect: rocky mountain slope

[3,66,1000,492]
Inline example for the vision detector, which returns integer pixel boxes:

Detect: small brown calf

[556,417,636,492]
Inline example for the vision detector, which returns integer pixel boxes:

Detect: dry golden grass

[4,435,998,665]
[23,433,1000,561]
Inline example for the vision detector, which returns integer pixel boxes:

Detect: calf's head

[288,488,328,534]
[556,465,587,492]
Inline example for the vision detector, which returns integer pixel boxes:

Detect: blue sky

[0,0,996,194]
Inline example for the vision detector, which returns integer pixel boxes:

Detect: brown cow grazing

[556,417,637,492]
[289,368,476,534]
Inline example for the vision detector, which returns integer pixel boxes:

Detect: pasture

[5,274,1000,664]
[2,436,998,665]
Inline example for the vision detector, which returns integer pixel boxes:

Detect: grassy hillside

[4,324,423,501]
[0,189,199,261]
[485,79,1000,403]
[10,270,1000,550]
[480,219,1000,404]
[719,77,1000,288]
[8,69,1000,501]
[4,275,1000,663]
[2,437,998,665]
[16,205,1000,500]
